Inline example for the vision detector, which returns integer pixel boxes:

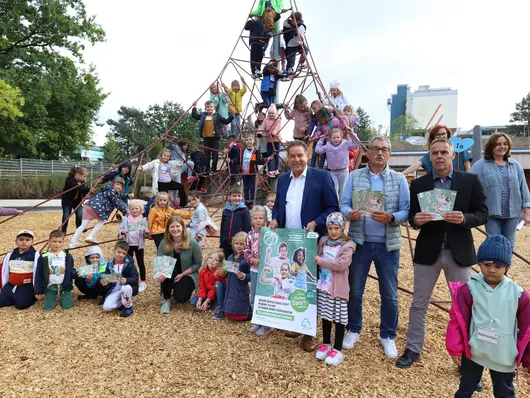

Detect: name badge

[477,327,498,345]
[12,260,24,268]
[205,115,213,121]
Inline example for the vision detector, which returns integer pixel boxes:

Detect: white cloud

[83,0,530,145]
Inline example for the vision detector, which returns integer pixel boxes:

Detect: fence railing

[0,158,113,179]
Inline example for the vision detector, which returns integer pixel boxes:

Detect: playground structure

[1,0,530,317]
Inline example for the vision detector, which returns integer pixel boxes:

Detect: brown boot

[300,335,317,352]
[285,331,301,338]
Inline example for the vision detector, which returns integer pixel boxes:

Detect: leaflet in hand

[223,260,240,274]
[418,188,457,220]
[100,273,121,284]
[152,256,176,280]
[351,190,386,214]
[77,264,98,278]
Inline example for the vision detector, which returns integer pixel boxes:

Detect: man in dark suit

[396,138,488,369]
[270,139,339,352]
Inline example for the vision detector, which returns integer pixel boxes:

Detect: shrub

[0,175,67,199]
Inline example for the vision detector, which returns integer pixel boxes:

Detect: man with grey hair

[396,138,487,370]
[340,135,410,358]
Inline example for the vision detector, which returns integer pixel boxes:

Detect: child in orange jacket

[148,192,191,249]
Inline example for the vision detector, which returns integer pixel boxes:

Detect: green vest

[468,273,522,373]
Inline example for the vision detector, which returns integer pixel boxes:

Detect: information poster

[251,227,318,336]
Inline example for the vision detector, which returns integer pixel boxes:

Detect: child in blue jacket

[69,177,129,248]
[220,184,251,258]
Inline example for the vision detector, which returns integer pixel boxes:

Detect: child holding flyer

[34,230,76,311]
[219,232,251,321]
[446,235,530,397]
[191,251,226,320]
[244,206,272,335]
[314,212,355,367]
[120,199,149,293]
[291,247,316,291]
[75,246,105,300]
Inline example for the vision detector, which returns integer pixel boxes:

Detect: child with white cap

[324,81,349,112]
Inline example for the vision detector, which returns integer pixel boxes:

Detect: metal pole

[471,125,482,166]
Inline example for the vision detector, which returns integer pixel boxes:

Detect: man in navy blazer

[270,140,339,351]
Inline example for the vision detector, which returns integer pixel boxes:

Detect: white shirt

[287,25,305,48]
[285,167,307,229]
[158,163,171,183]
[48,252,66,286]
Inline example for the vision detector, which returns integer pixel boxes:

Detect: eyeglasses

[370,146,389,153]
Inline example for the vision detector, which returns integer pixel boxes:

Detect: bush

[0,175,67,199]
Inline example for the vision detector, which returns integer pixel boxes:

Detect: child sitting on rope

[284,94,311,141]
[250,0,286,47]
[223,78,247,137]
[68,176,129,248]
[191,100,234,175]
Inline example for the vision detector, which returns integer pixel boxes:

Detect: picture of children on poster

[252,227,318,336]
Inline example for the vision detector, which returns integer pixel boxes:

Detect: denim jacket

[471,158,530,218]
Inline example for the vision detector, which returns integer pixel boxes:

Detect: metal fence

[0,158,113,179]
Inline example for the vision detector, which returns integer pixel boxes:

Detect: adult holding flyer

[270,140,339,352]
[340,135,410,359]
[396,138,487,371]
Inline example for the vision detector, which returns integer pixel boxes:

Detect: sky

[83,0,530,145]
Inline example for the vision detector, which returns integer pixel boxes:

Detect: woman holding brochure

[471,132,530,249]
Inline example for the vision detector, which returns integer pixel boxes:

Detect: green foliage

[0,0,107,159]
[355,107,377,141]
[390,114,423,140]
[102,134,122,164]
[509,93,530,137]
[106,101,200,160]
[0,175,65,199]
[0,79,24,119]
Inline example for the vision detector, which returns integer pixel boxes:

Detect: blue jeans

[190,281,225,312]
[242,175,256,202]
[267,142,280,171]
[347,242,400,339]
[250,272,258,310]
[310,142,326,168]
[61,200,83,233]
[456,356,514,398]
[485,217,519,250]
[261,91,275,105]
[230,114,241,137]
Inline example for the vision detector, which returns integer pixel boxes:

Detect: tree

[0,0,106,159]
[391,114,422,139]
[102,134,122,164]
[509,93,530,137]
[355,107,377,141]
[0,79,24,119]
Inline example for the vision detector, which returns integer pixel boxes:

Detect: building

[78,146,104,162]
[388,85,458,132]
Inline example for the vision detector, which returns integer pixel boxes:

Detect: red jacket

[446,281,530,368]
[197,267,226,301]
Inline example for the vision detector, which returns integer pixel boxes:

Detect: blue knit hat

[477,235,512,267]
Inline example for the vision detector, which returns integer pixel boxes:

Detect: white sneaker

[343,331,360,350]
[85,237,99,244]
[68,242,81,249]
[315,344,331,361]
[325,349,344,366]
[139,281,147,293]
[248,324,261,334]
[380,338,398,359]
[256,326,274,336]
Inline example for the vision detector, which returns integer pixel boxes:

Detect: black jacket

[62,176,90,203]
[244,19,265,44]
[240,147,265,175]
[409,170,488,267]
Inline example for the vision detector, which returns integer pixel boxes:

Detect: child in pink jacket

[446,235,530,397]
[314,212,356,367]
[258,104,282,177]
[284,94,311,140]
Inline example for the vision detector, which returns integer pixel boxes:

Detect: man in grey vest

[340,136,410,358]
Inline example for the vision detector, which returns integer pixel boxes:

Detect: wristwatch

[390,215,396,224]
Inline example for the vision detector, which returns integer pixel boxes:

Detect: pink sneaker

[188,176,198,182]
[325,349,344,366]
[267,171,276,178]
[172,199,180,207]
[315,344,331,361]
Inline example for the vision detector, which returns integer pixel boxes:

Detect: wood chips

[1,211,530,397]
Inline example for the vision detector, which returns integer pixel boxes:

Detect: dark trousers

[128,246,146,281]
[190,176,205,191]
[61,199,83,233]
[455,357,515,398]
[203,137,220,172]
[250,42,264,74]
[267,142,280,171]
[286,45,302,70]
[220,241,234,260]
[261,91,275,105]
[243,175,256,202]
[310,149,326,169]
[161,275,195,303]
[230,164,241,185]
[153,234,164,251]
[0,283,35,309]
[157,181,187,207]
[75,277,106,298]
[322,319,346,351]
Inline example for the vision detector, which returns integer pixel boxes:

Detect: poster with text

[251,227,318,336]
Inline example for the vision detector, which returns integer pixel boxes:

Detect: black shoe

[396,349,420,369]
[78,295,97,300]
